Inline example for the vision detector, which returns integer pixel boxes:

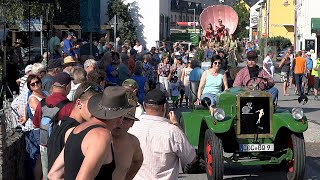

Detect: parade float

[180,5,307,180]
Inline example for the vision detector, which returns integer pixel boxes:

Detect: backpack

[39,98,69,146]
[26,90,49,120]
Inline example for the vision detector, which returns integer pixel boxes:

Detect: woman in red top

[216,19,225,39]
[204,23,214,42]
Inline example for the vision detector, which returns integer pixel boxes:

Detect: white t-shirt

[263,55,274,70]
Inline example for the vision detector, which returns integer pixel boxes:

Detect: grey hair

[71,66,87,84]
[190,60,201,69]
[84,59,97,68]
[31,63,46,74]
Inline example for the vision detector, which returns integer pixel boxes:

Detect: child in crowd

[169,76,180,108]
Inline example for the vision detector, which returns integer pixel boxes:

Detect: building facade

[255,0,294,43]
[170,0,202,30]
[124,0,171,49]
[296,0,320,57]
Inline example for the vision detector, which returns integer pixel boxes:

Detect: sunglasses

[213,62,221,65]
[30,81,40,87]
[78,85,104,99]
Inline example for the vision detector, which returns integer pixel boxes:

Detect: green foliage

[196,48,204,62]
[268,36,292,48]
[259,37,266,58]
[259,36,292,59]
[108,0,137,43]
[232,1,250,39]
[2,0,58,24]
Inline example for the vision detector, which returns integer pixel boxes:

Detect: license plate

[239,144,274,152]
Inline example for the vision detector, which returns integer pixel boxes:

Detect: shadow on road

[223,165,286,180]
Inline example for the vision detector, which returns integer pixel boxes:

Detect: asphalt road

[175,62,320,179]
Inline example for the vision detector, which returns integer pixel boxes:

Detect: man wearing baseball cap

[41,58,63,93]
[128,89,196,180]
[63,31,77,58]
[33,72,73,179]
[233,51,278,102]
[122,79,144,118]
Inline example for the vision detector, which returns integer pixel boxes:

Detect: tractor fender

[272,111,308,136]
[205,115,235,134]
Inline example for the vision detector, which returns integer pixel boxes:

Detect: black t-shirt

[47,116,80,170]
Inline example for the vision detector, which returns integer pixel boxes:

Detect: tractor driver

[233,51,279,103]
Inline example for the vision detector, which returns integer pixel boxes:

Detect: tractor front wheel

[286,133,306,180]
[204,129,223,180]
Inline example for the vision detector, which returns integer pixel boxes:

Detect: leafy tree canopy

[232,1,250,39]
[1,0,80,25]
[108,0,137,43]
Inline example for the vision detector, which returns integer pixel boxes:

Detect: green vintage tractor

[181,85,308,180]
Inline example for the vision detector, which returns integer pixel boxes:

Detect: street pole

[114,15,117,51]
[294,0,297,52]
[40,16,43,56]
[2,0,7,80]
[28,0,31,62]
[264,0,270,58]
[193,9,195,33]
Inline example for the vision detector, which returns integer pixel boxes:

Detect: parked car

[181,77,308,180]
[24,47,47,61]
[277,47,289,58]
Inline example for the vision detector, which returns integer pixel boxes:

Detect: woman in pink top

[134,40,143,54]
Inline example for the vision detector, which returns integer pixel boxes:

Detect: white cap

[306,52,311,55]
[24,64,33,74]
[174,52,180,56]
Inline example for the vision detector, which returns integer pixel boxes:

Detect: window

[187,16,189,22]
[183,15,185,22]
[175,15,177,22]
[179,15,181,21]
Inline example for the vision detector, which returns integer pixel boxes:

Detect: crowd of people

[8,29,206,180]
[3,18,319,179]
[278,48,320,100]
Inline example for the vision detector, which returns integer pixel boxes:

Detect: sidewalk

[269,60,320,143]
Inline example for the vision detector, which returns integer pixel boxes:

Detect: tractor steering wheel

[245,77,269,90]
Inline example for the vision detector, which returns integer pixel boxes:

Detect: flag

[80,0,100,32]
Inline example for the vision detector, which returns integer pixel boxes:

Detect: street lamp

[188,9,196,32]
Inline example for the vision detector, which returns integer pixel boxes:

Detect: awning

[311,18,320,32]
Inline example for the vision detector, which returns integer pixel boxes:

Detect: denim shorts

[25,129,40,166]
[201,93,218,107]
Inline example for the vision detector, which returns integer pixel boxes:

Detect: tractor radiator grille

[239,97,271,134]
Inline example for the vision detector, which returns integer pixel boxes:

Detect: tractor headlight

[291,107,304,120]
[214,108,226,121]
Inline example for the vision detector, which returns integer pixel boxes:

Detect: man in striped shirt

[129,89,196,180]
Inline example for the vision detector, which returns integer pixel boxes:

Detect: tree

[108,0,137,43]
[53,0,80,25]
[232,1,250,39]
[2,0,58,24]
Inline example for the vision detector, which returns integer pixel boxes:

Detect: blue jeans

[295,74,304,96]
[265,87,279,103]
[201,93,218,107]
